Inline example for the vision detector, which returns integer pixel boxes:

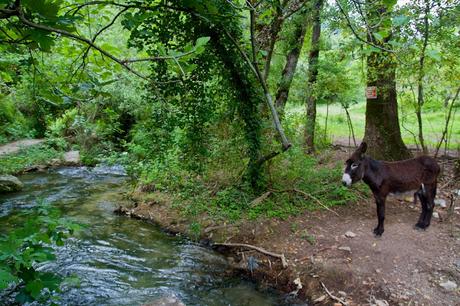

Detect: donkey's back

[383,156,440,192]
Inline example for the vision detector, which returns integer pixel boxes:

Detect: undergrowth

[0,144,63,175]
[166,146,368,223]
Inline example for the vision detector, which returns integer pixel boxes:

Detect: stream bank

[1,167,292,305]
[117,150,460,306]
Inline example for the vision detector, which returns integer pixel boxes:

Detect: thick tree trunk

[364,51,411,160]
[363,0,411,161]
[304,0,323,153]
[274,12,308,118]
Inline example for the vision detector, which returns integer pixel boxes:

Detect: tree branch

[335,0,394,54]
[16,7,148,80]
[435,86,460,157]
[249,7,291,151]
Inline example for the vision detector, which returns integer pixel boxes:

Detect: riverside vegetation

[0,0,459,304]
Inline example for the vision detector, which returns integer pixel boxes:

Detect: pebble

[434,199,447,208]
[432,212,440,219]
[345,231,357,238]
[338,290,347,297]
[338,246,351,252]
[439,280,457,291]
[374,299,389,306]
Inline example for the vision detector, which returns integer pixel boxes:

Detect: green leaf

[25,279,44,299]
[382,0,397,9]
[393,15,410,27]
[195,36,210,48]
[426,49,441,61]
[0,71,13,83]
[0,268,18,290]
[373,32,383,41]
[22,0,60,19]
[26,29,55,52]
[40,272,61,291]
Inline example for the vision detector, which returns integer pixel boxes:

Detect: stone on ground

[0,175,23,193]
[434,199,447,208]
[64,151,80,165]
[439,280,457,291]
[345,231,356,238]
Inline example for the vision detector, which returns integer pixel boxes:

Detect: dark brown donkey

[342,142,440,236]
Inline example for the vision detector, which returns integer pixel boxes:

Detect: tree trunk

[274,12,308,118]
[363,1,411,161]
[304,0,323,153]
[263,14,284,82]
[364,50,411,160]
[416,0,430,154]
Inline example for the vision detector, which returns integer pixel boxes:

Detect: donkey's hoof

[373,227,384,237]
[414,223,427,230]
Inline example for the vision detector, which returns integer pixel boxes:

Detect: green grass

[0,145,63,175]
[286,102,460,150]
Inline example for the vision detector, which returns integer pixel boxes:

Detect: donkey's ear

[358,142,367,154]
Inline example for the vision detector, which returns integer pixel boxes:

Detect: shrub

[0,202,82,304]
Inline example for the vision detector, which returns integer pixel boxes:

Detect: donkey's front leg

[373,194,386,236]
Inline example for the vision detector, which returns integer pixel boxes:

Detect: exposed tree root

[213,242,288,268]
[320,281,348,305]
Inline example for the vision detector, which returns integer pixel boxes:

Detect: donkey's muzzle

[342,173,352,187]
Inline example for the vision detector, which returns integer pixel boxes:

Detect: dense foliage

[0,0,458,224]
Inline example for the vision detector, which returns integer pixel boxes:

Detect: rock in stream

[0,175,23,193]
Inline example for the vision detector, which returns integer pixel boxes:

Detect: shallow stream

[0,167,297,306]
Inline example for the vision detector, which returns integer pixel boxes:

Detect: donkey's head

[342,142,367,187]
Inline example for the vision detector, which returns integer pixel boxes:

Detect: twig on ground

[213,242,288,268]
[271,188,340,216]
[320,281,348,305]
[204,224,237,234]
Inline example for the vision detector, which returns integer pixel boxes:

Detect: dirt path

[0,139,45,156]
[254,195,460,305]
[119,149,460,305]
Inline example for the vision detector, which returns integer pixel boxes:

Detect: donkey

[342,142,440,236]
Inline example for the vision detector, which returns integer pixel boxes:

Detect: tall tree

[359,0,411,160]
[304,0,324,153]
[337,0,411,159]
[274,9,309,118]
[415,0,431,154]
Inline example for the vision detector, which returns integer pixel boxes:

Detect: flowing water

[0,167,297,306]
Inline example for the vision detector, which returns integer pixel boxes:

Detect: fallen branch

[250,191,272,206]
[213,242,288,268]
[320,281,348,305]
[272,188,340,216]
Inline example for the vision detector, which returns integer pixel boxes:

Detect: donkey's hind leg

[422,184,437,228]
[415,187,428,230]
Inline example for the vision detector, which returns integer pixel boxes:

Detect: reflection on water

[0,167,298,306]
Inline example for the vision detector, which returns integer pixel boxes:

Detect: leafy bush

[0,202,82,304]
[0,99,35,144]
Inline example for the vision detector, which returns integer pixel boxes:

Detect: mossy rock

[0,175,24,193]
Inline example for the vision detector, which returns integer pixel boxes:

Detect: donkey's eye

[351,163,359,170]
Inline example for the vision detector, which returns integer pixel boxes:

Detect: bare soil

[119,149,460,305]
